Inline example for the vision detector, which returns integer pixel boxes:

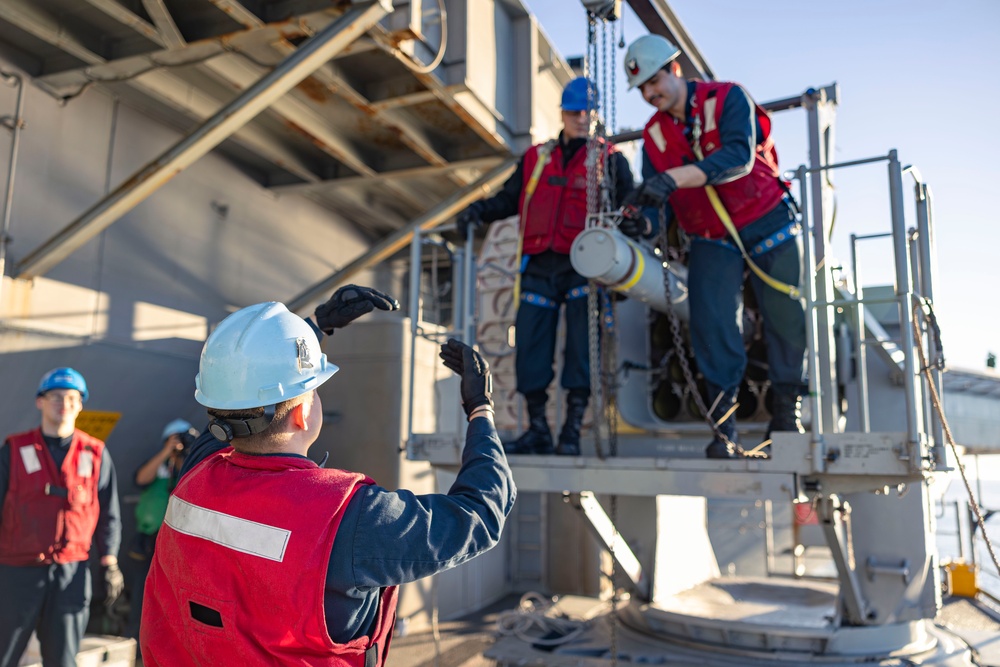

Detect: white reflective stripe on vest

[164,496,291,562]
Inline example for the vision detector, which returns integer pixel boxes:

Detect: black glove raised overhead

[622,172,679,209]
[439,338,493,418]
[456,202,485,241]
[314,285,399,335]
[102,562,125,609]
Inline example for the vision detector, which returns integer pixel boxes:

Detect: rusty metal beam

[37,9,336,97]
[9,0,318,182]
[141,0,187,48]
[202,53,431,209]
[0,0,105,66]
[270,157,502,195]
[80,0,164,44]
[625,0,714,81]
[287,157,517,313]
[132,69,321,183]
[207,0,264,29]
[271,39,451,174]
[368,24,510,153]
[15,1,393,279]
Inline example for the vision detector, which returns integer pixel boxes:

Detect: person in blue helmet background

[456,77,638,456]
[123,417,199,645]
[0,367,123,667]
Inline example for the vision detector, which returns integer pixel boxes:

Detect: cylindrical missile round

[570,226,689,321]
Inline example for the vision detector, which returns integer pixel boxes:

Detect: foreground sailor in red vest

[141,286,515,666]
[0,367,123,667]
[623,35,808,458]
[457,77,636,456]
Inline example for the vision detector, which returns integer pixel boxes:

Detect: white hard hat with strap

[623,34,681,90]
[195,302,339,411]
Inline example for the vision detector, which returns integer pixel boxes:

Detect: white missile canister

[570,226,690,321]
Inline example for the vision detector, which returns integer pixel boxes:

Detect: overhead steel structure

[0,0,575,299]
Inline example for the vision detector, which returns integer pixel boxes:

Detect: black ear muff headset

[208,404,277,443]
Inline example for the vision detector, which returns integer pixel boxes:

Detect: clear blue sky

[522,0,999,372]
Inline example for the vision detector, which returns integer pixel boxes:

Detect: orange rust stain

[296,77,329,103]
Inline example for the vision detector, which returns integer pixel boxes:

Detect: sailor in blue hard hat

[0,367,123,666]
[560,76,599,139]
[455,76,638,457]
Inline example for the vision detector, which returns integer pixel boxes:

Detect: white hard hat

[161,418,194,441]
[194,302,338,410]
[624,34,681,90]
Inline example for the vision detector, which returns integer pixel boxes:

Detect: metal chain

[598,16,620,667]
[912,301,1000,578]
[657,209,738,448]
[584,15,607,459]
[588,283,605,459]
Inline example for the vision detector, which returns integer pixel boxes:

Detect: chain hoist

[582,5,622,664]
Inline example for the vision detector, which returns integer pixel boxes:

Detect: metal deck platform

[410,430,930,499]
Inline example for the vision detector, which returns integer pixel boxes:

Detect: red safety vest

[141,450,398,667]
[518,139,618,255]
[643,81,787,239]
[0,428,105,565]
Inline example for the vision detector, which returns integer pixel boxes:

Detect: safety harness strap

[707,186,801,298]
[520,292,558,309]
[514,140,557,303]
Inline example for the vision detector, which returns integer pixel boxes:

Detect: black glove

[456,202,485,241]
[102,562,125,609]
[618,208,651,239]
[622,172,679,209]
[439,338,493,417]
[314,285,399,334]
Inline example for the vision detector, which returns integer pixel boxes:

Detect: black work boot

[505,391,554,454]
[556,390,589,456]
[705,387,739,459]
[766,384,806,441]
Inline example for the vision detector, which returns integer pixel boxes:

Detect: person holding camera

[124,418,198,643]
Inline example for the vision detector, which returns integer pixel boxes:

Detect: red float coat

[0,428,105,565]
[519,139,618,255]
[643,81,786,239]
[141,450,398,666]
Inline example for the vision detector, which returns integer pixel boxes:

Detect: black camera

[177,429,198,451]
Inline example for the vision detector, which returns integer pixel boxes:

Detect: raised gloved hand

[618,208,651,239]
[439,338,493,418]
[102,562,125,609]
[314,285,399,334]
[622,172,679,209]
[456,202,485,241]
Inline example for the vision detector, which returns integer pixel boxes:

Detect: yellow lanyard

[513,141,555,303]
[691,116,801,299]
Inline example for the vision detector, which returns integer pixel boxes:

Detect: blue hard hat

[561,77,598,112]
[161,418,194,441]
[37,367,89,403]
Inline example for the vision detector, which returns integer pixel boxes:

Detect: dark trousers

[688,202,807,394]
[0,561,91,667]
[515,253,591,395]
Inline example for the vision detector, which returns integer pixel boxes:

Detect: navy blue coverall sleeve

[477,158,525,223]
[326,416,515,641]
[95,450,121,558]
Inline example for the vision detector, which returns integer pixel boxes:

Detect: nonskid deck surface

[484,590,1000,667]
[643,576,839,630]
